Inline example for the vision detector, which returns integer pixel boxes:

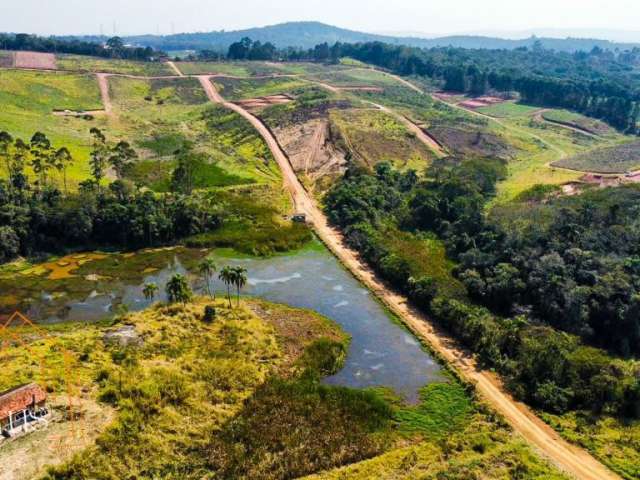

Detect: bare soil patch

[430,125,514,159]
[273,118,348,191]
[235,94,293,111]
[0,396,113,480]
[338,86,384,93]
[458,96,506,109]
[0,51,14,68]
[14,51,57,70]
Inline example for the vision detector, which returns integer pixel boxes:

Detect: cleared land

[14,51,56,69]
[212,76,308,100]
[552,140,640,173]
[57,54,174,76]
[0,50,14,67]
[330,108,435,170]
[476,101,542,118]
[178,61,342,76]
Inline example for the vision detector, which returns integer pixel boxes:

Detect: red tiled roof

[0,383,46,420]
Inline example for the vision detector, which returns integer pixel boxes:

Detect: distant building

[0,383,49,438]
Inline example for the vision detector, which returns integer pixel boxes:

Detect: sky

[2,0,640,39]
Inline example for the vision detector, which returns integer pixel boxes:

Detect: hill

[59,21,640,53]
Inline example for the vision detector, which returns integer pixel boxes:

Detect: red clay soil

[235,94,293,111]
[458,96,506,109]
[14,51,56,70]
[197,72,622,480]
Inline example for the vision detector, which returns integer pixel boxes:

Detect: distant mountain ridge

[59,21,640,53]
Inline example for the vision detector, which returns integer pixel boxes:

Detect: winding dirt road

[197,74,620,480]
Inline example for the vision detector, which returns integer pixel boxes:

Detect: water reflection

[29,244,444,402]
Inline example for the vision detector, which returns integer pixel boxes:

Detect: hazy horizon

[2,0,640,42]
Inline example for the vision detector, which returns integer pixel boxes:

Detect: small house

[0,383,49,438]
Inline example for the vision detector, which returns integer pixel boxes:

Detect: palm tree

[165,274,192,304]
[219,266,235,309]
[143,282,159,303]
[232,266,248,307]
[198,256,217,300]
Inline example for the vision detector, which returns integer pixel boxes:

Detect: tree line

[324,161,640,418]
[0,129,222,263]
[0,33,163,61]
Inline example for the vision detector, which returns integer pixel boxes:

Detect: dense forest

[0,129,222,262]
[0,33,163,60]
[324,161,640,417]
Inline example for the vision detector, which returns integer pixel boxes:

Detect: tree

[89,128,108,191]
[0,226,19,263]
[232,266,248,307]
[165,274,192,304]
[54,147,73,193]
[106,36,124,57]
[109,141,137,179]
[30,131,52,190]
[198,256,217,300]
[143,282,159,302]
[219,266,235,308]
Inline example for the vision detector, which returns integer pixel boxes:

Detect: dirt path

[197,75,620,480]
[304,123,326,175]
[166,61,184,76]
[95,73,113,117]
[534,110,601,139]
[369,101,446,158]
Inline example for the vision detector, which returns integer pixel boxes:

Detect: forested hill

[59,21,640,52]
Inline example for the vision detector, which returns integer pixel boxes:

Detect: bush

[203,305,216,323]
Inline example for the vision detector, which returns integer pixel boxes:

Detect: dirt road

[166,61,184,76]
[95,73,113,117]
[199,74,620,480]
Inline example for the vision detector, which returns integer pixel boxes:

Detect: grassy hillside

[0,69,104,187]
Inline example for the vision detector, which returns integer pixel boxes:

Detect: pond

[19,241,444,402]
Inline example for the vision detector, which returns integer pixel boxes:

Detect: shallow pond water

[23,242,444,402]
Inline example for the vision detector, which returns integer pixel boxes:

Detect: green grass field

[0,69,105,187]
[541,411,640,480]
[56,54,174,76]
[307,68,400,88]
[541,109,614,136]
[476,101,541,118]
[213,76,309,100]
[177,60,345,77]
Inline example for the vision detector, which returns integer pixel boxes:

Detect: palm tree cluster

[197,256,248,307]
[142,257,248,309]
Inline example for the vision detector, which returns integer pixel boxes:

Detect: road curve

[197,74,620,480]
